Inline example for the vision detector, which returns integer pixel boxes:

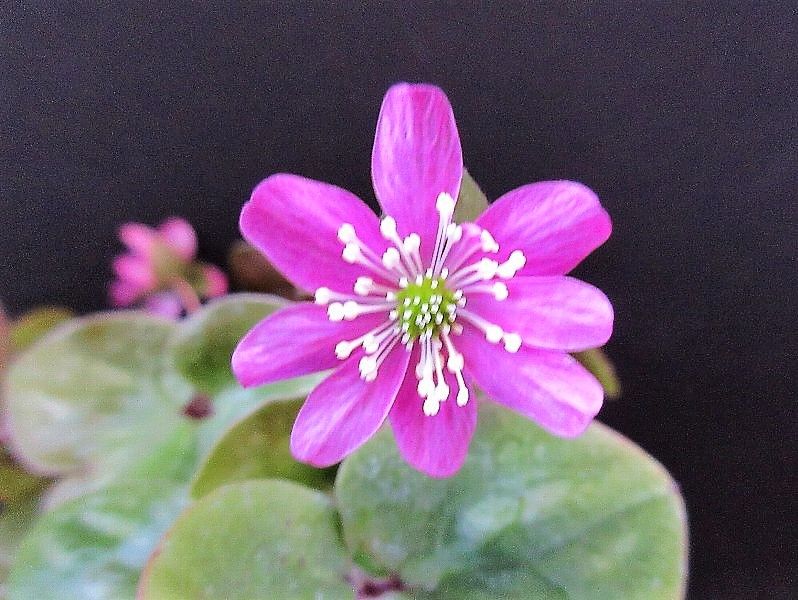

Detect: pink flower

[110,217,228,317]
[232,83,613,477]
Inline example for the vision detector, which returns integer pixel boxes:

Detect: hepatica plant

[233,83,614,477]
[1,83,687,599]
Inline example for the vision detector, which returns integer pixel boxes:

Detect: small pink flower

[232,83,614,477]
[109,217,227,316]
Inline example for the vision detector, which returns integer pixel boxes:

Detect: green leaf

[3,312,192,493]
[137,480,353,599]
[336,405,687,599]
[168,293,287,394]
[8,307,74,355]
[574,348,621,399]
[7,431,197,600]
[453,170,489,223]
[191,399,335,499]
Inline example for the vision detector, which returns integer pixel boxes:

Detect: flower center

[394,276,459,340]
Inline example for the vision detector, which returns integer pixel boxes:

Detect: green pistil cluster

[395,276,458,340]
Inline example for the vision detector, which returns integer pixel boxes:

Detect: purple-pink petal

[118,223,157,258]
[465,276,613,352]
[456,324,603,437]
[232,302,385,388]
[371,83,463,258]
[477,181,611,276]
[201,265,228,298]
[158,217,198,261]
[389,349,477,478]
[112,254,157,290]
[240,174,387,294]
[290,345,411,467]
[143,292,184,319]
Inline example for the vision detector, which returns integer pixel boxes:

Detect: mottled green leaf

[3,313,192,482]
[137,480,353,599]
[168,293,286,394]
[191,399,334,499]
[453,170,489,223]
[8,307,74,355]
[336,405,687,599]
[574,347,621,399]
[6,426,197,600]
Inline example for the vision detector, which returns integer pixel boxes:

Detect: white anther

[382,247,401,269]
[480,230,499,252]
[418,377,434,398]
[335,341,355,359]
[485,324,504,344]
[354,277,373,296]
[359,355,377,378]
[338,223,357,243]
[503,333,522,353]
[441,267,449,278]
[399,277,408,288]
[497,250,526,278]
[447,352,464,372]
[456,386,469,407]
[476,258,499,280]
[446,223,462,242]
[327,302,345,321]
[435,381,450,403]
[314,287,331,305]
[492,281,509,300]
[436,192,456,216]
[342,300,361,320]
[342,243,361,263]
[423,397,440,416]
[403,233,420,252]
[380,216,397,238]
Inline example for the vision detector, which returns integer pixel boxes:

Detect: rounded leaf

[138,480,353,599]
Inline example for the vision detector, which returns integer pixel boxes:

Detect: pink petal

[232,302,386,388]
[240,174,386,294]
[158,217,198,261]
[388,348,477,478]
[118,223,157,257]
[477,181,611,276]
[465,276,613,352]
[201,265,228,298]
[108,280,142,307]
[144,292,183,319]
[456,324,603,437]
[112,254,157,289]
[371,83,463,258]
[290,345,411,467]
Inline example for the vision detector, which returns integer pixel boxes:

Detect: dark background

[1,2,795,597]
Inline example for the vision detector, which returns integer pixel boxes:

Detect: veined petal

[477,181,611,276]
[232,303,386,388]
[290,345,411,467]
[466,276,613,352]
[371,83,463,257]
[389,348,477,478]
[158,217,198,261]
[240,174,386,293]
[457,324,603,437]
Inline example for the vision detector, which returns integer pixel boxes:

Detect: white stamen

[335,340,356,359]
[480,229,499,252]
[382,247,402,270]
[423,397,440,416]
[436,192,455,216]
[314,287,332,305]
[492,281,509,300]
[485,324,504,343]
[337,223,357,243]
[342,243,360,263]
[354,277,373,296]
[503,332,522,353]
[496,250,526,279]
[380,216,397,238]
[327,302,345,321]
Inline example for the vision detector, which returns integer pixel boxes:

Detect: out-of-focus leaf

[453,170,489,223]
[336,404,687,599]
[7,425,198,600]
[9,307,74,354]
[137,480,353,599]
[3,313,192,485]
[574,347,621,399]
[168,293,287,395]
[191,399,334,499]
[228,241,297,298]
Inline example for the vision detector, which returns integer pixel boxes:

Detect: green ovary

[394,276,458,340]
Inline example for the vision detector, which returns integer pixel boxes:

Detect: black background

[2,3,795,597]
